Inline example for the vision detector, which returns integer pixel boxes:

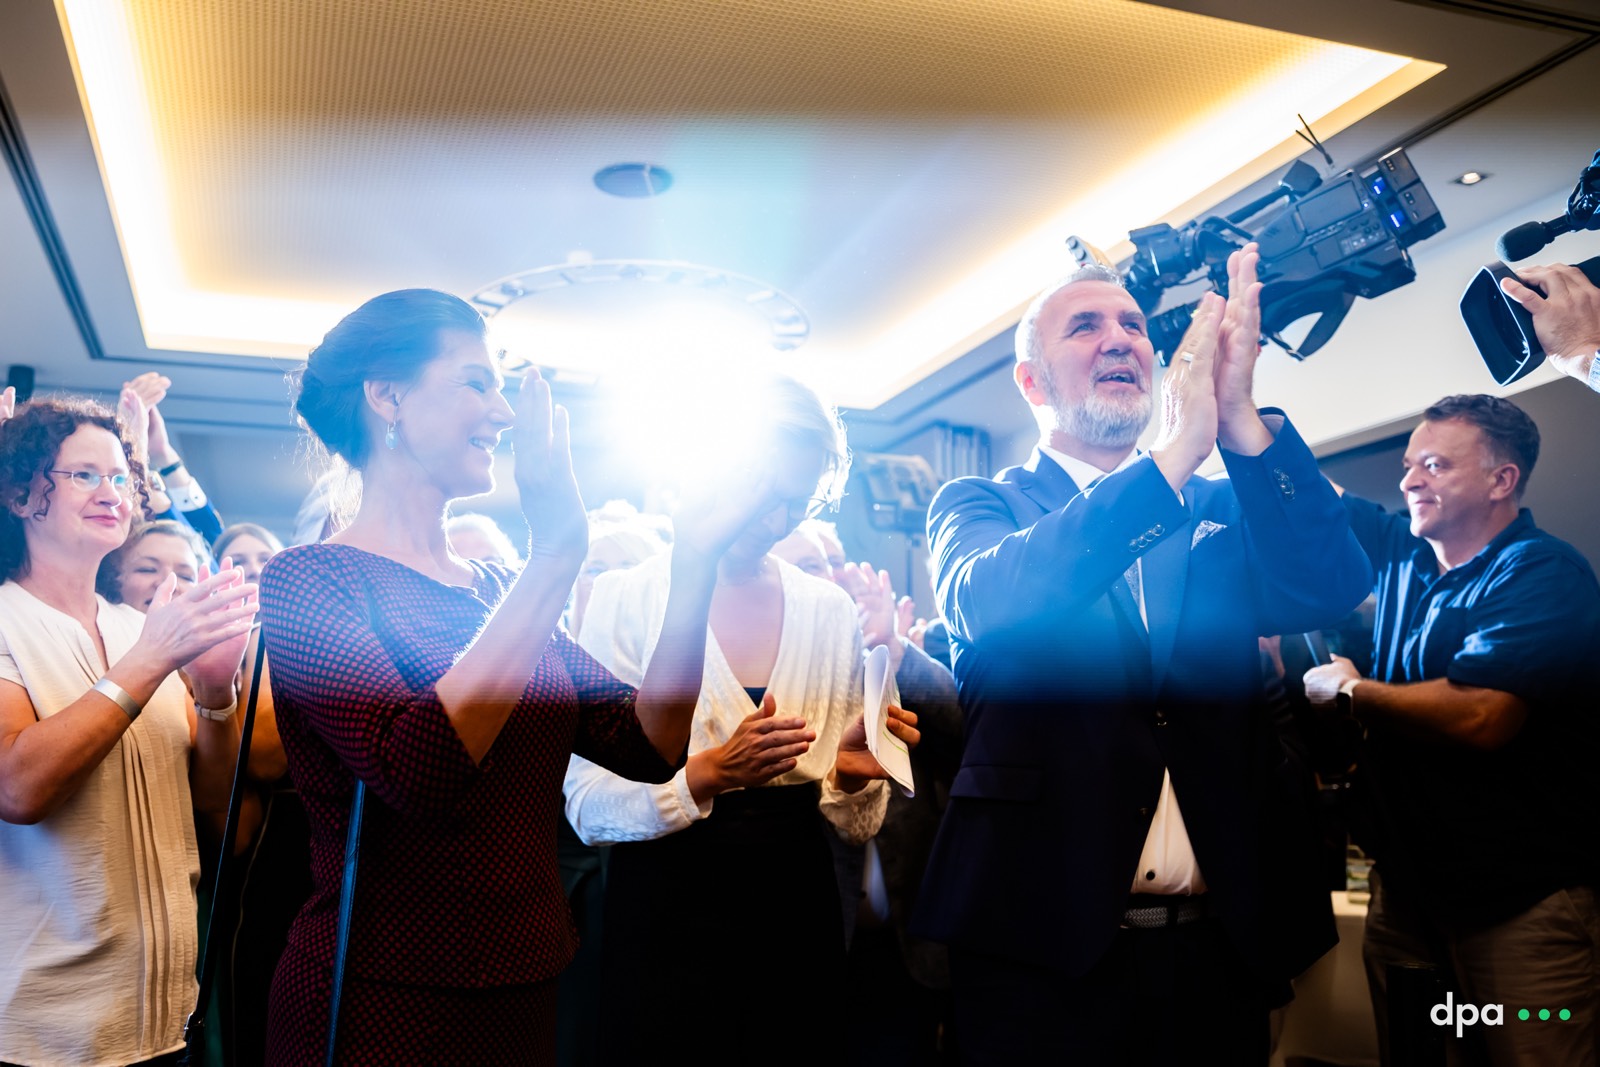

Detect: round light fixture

[1452,171,1489,186]
[470,259,811,372]
[593,163,674,198]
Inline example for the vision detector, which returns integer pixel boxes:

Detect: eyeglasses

[50,470,132,493]
[786,495,833,521]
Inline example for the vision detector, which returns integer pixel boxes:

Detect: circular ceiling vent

[593,163,673,198]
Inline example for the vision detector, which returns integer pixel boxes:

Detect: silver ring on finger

[1179,351,1195,364]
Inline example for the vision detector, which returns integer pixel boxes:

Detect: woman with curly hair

[0,393,255,1066]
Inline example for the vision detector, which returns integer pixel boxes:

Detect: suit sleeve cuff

[1219,409,1321,495]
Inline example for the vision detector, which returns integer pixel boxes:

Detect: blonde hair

[764,374,851,509]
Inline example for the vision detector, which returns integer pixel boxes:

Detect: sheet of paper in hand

[864,644,915,797]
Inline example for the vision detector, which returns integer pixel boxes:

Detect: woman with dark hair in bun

[257,289,763,1065]
[0,394,255,1066]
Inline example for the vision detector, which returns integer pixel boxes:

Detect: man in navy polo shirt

[1305,394,1600,1067]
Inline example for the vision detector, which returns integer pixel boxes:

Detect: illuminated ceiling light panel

[55,0,1442,406]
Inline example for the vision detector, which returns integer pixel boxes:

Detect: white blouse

[565,552,889,846]
[0,581,199,1067]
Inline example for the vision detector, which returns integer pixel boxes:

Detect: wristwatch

[1335,676,1361,718]
[1587,350,1600,394]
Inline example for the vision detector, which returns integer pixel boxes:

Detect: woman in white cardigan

[564,375,918,1066]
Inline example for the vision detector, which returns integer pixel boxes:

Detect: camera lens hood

[1461,261,1544,386]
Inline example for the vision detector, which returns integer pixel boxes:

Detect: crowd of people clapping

[0,289,940,1067]
[4,255,1597,1067]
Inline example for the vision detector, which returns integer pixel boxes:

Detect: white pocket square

[1191,520,1228,548]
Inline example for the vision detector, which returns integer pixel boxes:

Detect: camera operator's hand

[1214,244,1273,456]
[1303,655,1363,709]
[1501,265,1600,389]
[1150,292,1222,493]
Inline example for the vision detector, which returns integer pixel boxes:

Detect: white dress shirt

[1037,442,1208,897]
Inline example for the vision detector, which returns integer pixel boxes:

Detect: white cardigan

[565,552,888,846]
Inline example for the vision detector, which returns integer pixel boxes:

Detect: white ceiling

[2,0,1598,531]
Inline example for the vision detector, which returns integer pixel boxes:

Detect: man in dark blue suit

[915,245,1372,1064]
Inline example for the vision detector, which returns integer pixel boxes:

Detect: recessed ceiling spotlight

[594,163,674,198]
[1452,171,1490,186]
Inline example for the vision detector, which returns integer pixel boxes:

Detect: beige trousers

[1363,867,1600,1067]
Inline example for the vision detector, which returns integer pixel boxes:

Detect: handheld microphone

[1497,151,1600,261]
[1496,217,1577,262]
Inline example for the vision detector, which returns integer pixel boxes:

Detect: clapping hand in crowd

[694,693,816,796]
[836,561,912,672]
[510,368,589,570]
[135,556,257,705]
[898,598,930,651]
[1212,243,1272,455]
[121,372,181,470]
[673,461,780,566]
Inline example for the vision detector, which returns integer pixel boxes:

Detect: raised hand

[1213,244,1272,455]
[0,385,15,425]
[121,372,180,462]
[671,462,778,562]
[137,559,258,686]
[125,373,180,467]
[690,693,815,800]
[123,372,171,410]
[117,387,151,464]
[1150,292,1223,491]
[509,369,588,567]
[832,704,920,793]
[838,561,904,671]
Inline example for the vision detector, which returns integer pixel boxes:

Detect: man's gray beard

[1043,372,1153,450]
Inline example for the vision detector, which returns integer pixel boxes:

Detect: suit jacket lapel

[1019,450,1150,651]
[1143,482,1194,692]
[1016,448,1078,513]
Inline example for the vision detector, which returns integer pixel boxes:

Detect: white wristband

[92,677,141,721]
[195,698,238,722]
[1587,350,1600,394]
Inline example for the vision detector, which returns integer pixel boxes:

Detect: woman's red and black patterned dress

[257,544,679,1066]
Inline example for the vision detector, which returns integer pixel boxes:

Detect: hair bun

[290,289,485,470]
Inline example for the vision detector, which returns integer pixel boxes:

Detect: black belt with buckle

[1122,893,1208,929]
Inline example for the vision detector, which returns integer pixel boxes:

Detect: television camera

[1071,147,1445,365]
